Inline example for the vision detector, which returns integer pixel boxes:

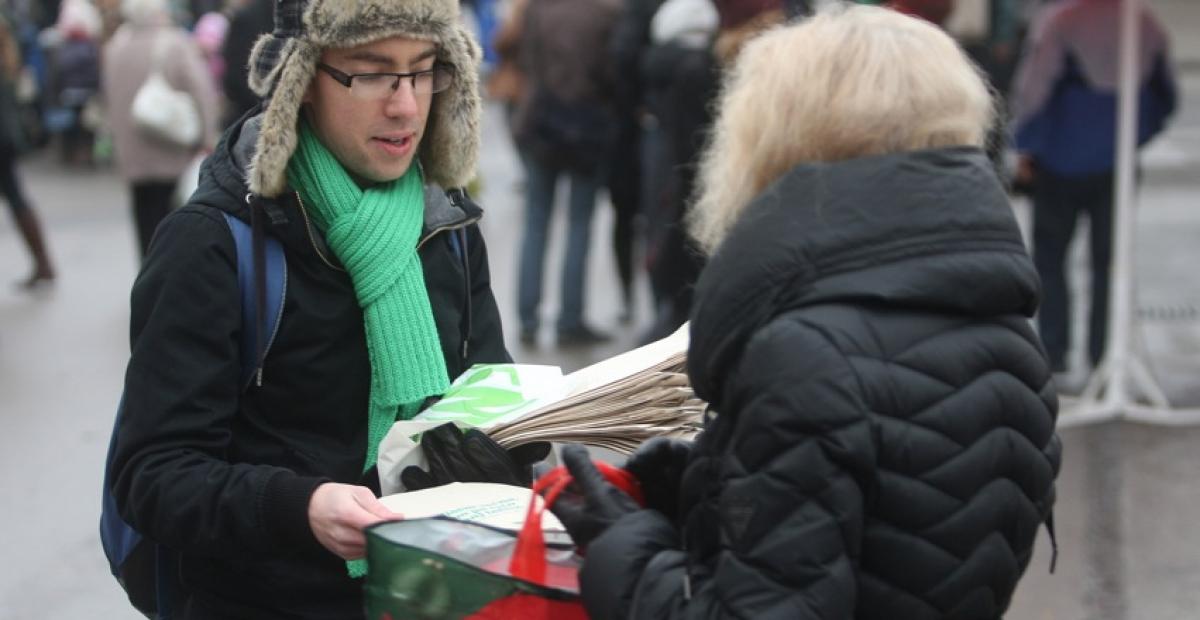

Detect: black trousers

[607,118,640,308]
[131,180,177,259]
[0,148,31,216]
[1032,170,1115,370]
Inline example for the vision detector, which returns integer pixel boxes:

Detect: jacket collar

[687,147,1040,405]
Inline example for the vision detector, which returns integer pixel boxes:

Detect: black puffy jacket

[580,148,1061,619]
[109,112,510,619]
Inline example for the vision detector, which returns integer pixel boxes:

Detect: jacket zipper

[257,265,288,387]
[438,189,478,365]
[458,228,472,362]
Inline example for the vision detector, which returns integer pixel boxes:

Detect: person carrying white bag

[102,0,218,259]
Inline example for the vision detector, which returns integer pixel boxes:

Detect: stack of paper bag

[377,324,705,494]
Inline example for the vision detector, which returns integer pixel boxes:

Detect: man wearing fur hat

[108,1,533,617]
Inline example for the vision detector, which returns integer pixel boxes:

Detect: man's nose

[383,81,420,118]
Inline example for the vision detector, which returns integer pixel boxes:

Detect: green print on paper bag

[415,365,567,428]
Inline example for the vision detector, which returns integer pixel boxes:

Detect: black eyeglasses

[316,63,453,100]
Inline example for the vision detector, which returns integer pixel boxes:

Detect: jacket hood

[688,147,1041,404]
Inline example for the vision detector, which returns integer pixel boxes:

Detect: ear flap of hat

[419,23,482,190]
[247,33,294,99]
[248,42,320,198]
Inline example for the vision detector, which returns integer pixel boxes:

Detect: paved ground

[3,12,1200,619]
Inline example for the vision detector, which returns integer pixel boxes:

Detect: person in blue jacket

[1012,0,1176,373]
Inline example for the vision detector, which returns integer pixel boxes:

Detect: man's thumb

[353,487,403,521]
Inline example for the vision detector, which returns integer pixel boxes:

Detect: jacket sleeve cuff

[580,509,681,620]
[261,470,328,554]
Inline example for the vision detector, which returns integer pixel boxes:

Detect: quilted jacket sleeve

[580,319,877,619]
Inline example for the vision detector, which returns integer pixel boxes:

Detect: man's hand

[307,483,402,560]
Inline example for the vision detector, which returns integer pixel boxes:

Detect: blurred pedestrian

[485,0,528,120]
[102,0,218,258]
[464,0,500,65]
[635,0,719,343]
[547,7,1061,619]
[636,0,787,344]
[191,10,229,99]
[604,0,659,328]
[219,0,271,126]
[47,0,102,166]
[107,0,529,616]
[512,0,622,347]
[1,9,55,289]
[6,3,52,150]
[1012,0,1176,373]
[608,0,661,328]
[985,0,1022,95]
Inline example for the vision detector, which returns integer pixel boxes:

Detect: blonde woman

[547,6,1061,619]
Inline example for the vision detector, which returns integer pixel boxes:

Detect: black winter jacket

[110,112,510,619]
[580,148,1061,619]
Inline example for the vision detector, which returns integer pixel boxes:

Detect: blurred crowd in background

[0,0,1178,363]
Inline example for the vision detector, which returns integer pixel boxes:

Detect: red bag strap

[595,462,645,506]
[509,461,645,583]
[510,472,568,583]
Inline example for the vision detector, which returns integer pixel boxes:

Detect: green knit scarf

[286,122,450,477]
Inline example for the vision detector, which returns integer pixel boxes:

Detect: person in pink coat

[102,0,218,258]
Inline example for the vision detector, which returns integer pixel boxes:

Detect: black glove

[547,444,640,549]
[624,437,692,522]
[400,423,551,491]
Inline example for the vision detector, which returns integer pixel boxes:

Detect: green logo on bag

[421,366,534,426]
[413,364,567,429]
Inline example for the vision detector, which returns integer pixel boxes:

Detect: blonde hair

[689,4,995,254]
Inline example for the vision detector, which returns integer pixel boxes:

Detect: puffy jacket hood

[689,147,1040,405]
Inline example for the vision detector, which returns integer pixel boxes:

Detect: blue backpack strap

[101,210,287,619]
[447,226,465,262]
[221,211,287,389]
[101,397,137,577]
[154,544,177,619]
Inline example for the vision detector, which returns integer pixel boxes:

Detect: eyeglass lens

[349,69,450,100]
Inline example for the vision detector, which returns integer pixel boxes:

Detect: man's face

[303,36,438,184]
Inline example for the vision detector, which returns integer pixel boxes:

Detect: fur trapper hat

[246,0,482,197]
